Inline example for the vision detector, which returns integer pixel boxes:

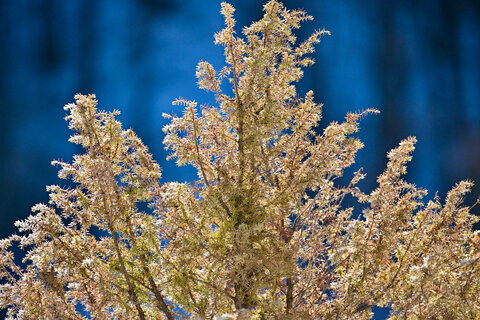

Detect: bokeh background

[1,0,479,318]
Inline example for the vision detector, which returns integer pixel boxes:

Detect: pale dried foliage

[1,1,479,319]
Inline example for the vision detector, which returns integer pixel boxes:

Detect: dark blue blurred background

[1,1,479,319]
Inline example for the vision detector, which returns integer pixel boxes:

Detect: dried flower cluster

[1,1,479,319]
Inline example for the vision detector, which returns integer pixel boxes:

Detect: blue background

[1,0,479,318]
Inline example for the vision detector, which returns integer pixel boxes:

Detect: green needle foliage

[1,1,479,319]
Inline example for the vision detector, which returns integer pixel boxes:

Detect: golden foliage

[1,1,479,319]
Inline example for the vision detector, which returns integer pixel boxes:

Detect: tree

[1,1,479,319]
